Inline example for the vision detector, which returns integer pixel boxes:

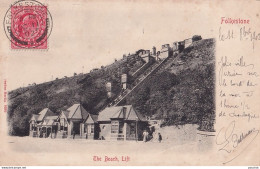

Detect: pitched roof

[45,116,59,120]
[97,106,122,121]
[39,116,58,126]
[90,114,98,123]
[127,106,146,121]
[85,114,98,123]
[98,105,145,122]
[30,114,39,122]
[59,110,69,120]
[37,108,55,121]
[111,107,125,119]
[66,104,89,120]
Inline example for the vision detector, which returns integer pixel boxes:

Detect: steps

[110,133,124,141]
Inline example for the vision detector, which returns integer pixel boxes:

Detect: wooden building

[56,103,89,139]
[29,105,148,141]
[97,105,147,141]
[80,114,99,139]
[29,108,58,138]
[38,115,59,138]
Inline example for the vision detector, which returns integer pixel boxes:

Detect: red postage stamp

[4,0,52,49]
[11,5,47,49]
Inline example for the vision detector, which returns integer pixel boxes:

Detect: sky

[1,0,215,90]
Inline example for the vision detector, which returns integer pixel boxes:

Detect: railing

[112,57,169,106]
[132,62,149,77]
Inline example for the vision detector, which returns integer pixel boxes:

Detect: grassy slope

[8,38,215,136]
[7,54,145,136]
[125,38,215,131]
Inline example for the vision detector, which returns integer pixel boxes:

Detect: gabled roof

[98,105,145,122]
[59,110,69,120]
[90,114,98,123]
[127,106,144,121]
[85,114,98,124]
[66,104,89,120]
[31,108,55,122]
[30,114,39,122]
[97,106,122,121]
[45,116,59,120]
[39,116,58,126]
[111,107,125,119]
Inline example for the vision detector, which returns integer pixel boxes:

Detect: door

[73,122,80,135]
[47,128,51,137]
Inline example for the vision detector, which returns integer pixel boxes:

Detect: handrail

[113,57,169,106]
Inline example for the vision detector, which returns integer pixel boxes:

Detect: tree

[192,35,202,42]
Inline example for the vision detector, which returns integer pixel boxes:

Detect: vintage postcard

[0,0,259,166]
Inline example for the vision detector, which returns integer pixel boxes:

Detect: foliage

[127,39,215,131]
[7,38,215,136]
[8,53,145,136]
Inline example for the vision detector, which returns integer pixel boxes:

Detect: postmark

[3,0,53,49]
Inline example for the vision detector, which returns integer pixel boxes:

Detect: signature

[216,121,259,164]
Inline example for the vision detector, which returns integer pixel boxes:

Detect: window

[60,119,64,126]
[91,125,94,134]
[130,122,136,135]
[111,121,119,133]
[111,121,124,134]
[119,122,124,133]
[84,124,87,133]
[87,124,94,134]
[57,123,60,131]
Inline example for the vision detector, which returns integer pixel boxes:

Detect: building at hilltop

[178,41,185,53]
[152,46,156,56]
[160,44,171,59]
[138,50,151,63]
[184,38,192,48]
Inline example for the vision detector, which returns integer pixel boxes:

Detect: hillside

[7,38,215,136]
[7,53,146,136]
[125,38,215,131]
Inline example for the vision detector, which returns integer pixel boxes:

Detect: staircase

[109,55,175,107]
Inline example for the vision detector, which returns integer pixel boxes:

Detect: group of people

[142,130,162,143]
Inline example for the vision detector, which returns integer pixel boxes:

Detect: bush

[192,35,202,42]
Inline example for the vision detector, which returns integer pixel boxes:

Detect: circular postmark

[3,0,53,49]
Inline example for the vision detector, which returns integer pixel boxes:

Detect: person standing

[143,130,148,142]
[72,130,75,139]
[158,133,162,143]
